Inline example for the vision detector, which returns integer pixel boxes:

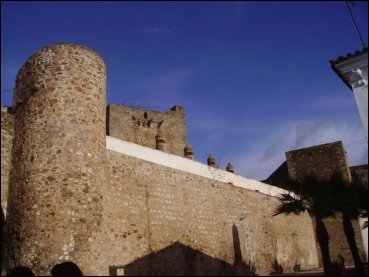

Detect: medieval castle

[1,44,367,276]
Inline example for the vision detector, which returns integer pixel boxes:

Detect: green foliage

[273,193,307,216]
[274,171,368,221]
[273,174,336,219]
[273,171,369,275]
[329,172,368,220]
[273,174,336,276]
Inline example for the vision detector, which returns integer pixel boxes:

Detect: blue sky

[1,1,368,180]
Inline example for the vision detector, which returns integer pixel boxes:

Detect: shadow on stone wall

[1,207,5,275]
[110,225,257,276]
[5,262,83,276]
[109,242,257,276]
[6,266,34,276]
[271,259,283,274]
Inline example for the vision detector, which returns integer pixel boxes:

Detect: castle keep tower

[6,44,106,275]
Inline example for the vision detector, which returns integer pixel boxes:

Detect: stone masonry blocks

[286,141,352,182]
[107,104,187,156]
[1,107,14,218]
[1,43,332,275]
[105,150,319,276]
[6,44,106,275]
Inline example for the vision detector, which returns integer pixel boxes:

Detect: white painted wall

[333,52,368,141]
[353,85,368,140]
[106,136,290,198]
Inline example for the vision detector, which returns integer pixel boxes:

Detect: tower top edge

[26,43,106,67]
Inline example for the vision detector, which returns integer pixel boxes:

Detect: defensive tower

[6,44,107,275]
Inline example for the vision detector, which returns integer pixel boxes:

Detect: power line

[344,1,366,49]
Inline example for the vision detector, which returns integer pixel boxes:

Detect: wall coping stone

[106,136,290,198]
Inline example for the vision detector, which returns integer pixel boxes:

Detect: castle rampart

[106,136,289,197]
[1,43,324,275]
[104,137,319,275]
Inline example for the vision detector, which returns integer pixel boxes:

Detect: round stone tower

[6,44,106,275]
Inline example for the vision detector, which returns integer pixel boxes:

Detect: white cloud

[231,120,368,180]
[305,94,355,111]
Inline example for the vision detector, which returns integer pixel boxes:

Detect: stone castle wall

[102,145,319,276]
[286,141,352,182]
[266,141,367,267]
[5,44,107,275]
[107,104,187,156]
[322,215,367,267]
[1,107,14,218]
[0,43,339,276]
[263,161,289,189]
[1,107,14,275]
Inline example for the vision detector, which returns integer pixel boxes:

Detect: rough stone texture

[265,141,367,267]
[286,141,352,182]
[350,164,368,187]
[1,106,13,275]
[5,44,107,275]
[263,161,289,188]
[107,104,187,156]
[104,150,319,276]
[322,214,367,267]
[0,43,336,276]
[1,107,14,218]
